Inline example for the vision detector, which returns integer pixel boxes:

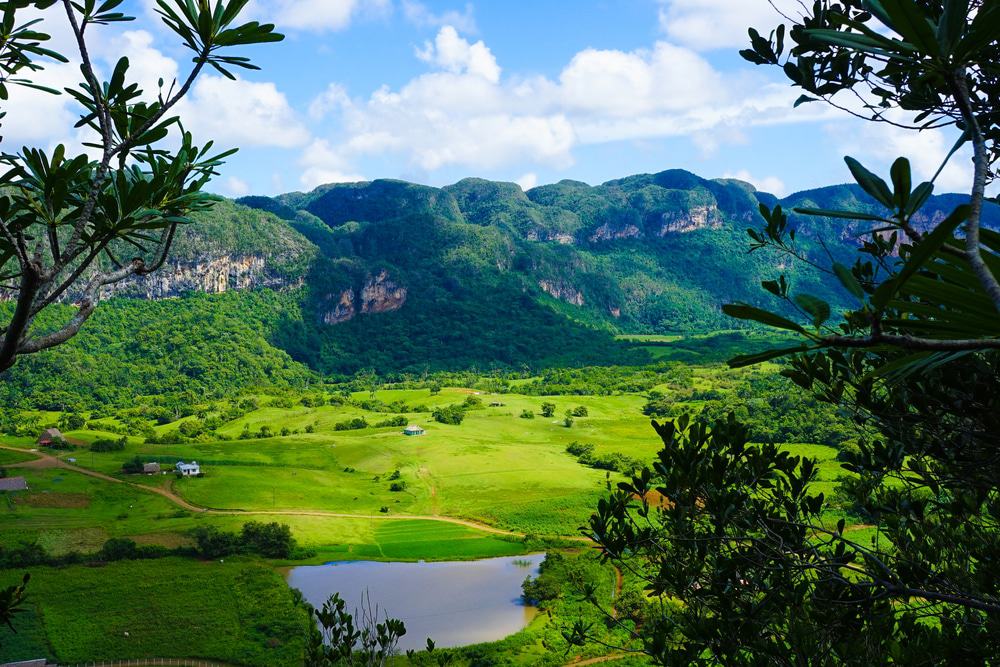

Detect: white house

[175,461,201,476]
[403,425,426,437]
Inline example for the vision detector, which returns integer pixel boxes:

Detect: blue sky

[6,0,974,198]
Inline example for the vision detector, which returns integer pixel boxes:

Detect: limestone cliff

[321,270,408,324]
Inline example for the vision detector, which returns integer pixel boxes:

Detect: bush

[334,417,369,431]
[571,405,589,417]
[375,415,407,428]
[563,415,574,428]
[389,481,407,492]
[520,410,535,419]
[463,395,483,409]
[192,525,241,559]
[566,442,595,459]
[432,404,466,425]
[540,402,556,418]
[99,538,140,561]
[121,456,146,474]
[241,521,297,559]
[91,436,127,452]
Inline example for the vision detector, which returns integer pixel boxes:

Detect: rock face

[539,279,584,306]
[323,289,356,324]
[589,223,642,243]
[321,270,408,324]
[361,270,408,314]
[101,254,296,300]
[657,205,723,234]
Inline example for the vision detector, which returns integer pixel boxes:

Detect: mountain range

[3,168,996,406]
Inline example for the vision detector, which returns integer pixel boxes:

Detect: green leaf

[793,293,831,327]
[890,157,911,209]
[833,263,865,300]
[794,207,888,222]
[845,157,894,208]
[722,304,807,334]
[728,345,814,369]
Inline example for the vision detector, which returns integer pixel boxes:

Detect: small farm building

[37,428,64,446]
[403,425,426,436]
[175,461,201,476]
[0,476,29,492]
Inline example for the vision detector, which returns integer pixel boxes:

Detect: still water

[287,553,545,651]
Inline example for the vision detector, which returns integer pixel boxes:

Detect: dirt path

[0,445,582,540]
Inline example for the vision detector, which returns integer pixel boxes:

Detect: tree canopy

[0,0,283,371]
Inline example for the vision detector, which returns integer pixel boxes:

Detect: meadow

[0,360,859,665]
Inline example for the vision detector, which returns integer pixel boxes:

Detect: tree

[0,1,283,372]
[306,592,413,667]
[582,2,1000,663]
[540,401,556,418]
[0,573,29,646]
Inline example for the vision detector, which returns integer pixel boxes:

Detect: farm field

[0,558,309,665]
[0,363,860,666]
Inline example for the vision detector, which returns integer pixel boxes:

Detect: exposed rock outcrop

[589,223,642,243]
[360,270,408,314]
[100,254,296,299]
[321,270,408,324]
[657,205,723,234]
[539,279,584,306]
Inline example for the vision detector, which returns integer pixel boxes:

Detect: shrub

[571,405,589,417]
[463,395,483,409]
[375,416,407,428]
[520,410,535,419]
[389,481,407,492]
[241,521,296,559]
[334,417,369,431]
[432,404,466,425]
[99,538,140,562]
[91,436,127,452]
[566,442,595,459]
[540,402,556,418]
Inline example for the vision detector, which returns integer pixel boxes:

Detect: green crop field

[0,558,309,665]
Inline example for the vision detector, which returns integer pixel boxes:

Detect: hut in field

[143,462,161,474]
[37,427,64,446]
[403,425,426,437]
[175,461,201,476]
[0,476,28,492]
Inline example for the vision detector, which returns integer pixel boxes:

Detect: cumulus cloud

[402,0,477,34]
[223,176,252,196]
[302,25,812,185]
[657,0,803,51]
[416,26,501,83]
[299,139,366,188]
[723,169,787,197]
[833,117,973,194]
[176,76,310,149]
[516,173,538,191]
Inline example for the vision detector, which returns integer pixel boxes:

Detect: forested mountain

[3,168,996,405]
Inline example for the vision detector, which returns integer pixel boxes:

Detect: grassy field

[0,370,861,666]
[0,558,308,665]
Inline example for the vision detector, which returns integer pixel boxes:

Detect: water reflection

[287,554,544,651]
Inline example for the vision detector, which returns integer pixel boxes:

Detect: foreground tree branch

[0,1,284,373]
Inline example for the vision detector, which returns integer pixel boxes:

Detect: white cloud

[657,0,803,51]
[299,139,366,188]
[303,26,814,186]
[95,30,178,100]
[223,176,252,197]
[724,169,787,196]
[516,173,538,191]
[204,0,391,32]
[177,76,310,149]
[831,112,973,194]
[416,26,500,83]
[402,0,477,34]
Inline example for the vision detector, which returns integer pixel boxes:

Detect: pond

[287,553,545,651]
